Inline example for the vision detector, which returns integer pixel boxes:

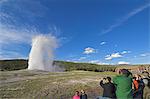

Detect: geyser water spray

[28,35,58,71]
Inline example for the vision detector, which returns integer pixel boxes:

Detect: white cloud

[0,9,40,59]
[88,60,109,65]
[0,24,41,59]
[118,61,130,65]
[0,2,61,60]
[121,50,131,54]
[0,21,59,60]
[83,47,96,54]
[99,62,109,65]
[0,24,40,45]
[100,41,106,45]
[105,50,130,60]
[140,53,150,57]
[0,50,27,60]
[140,54,147,57]
[121,51,127,54]
[89,60,99,63]
[101,3,150,35]
[66,60,71,62]
[0,12,11,20]
[105,52,122,60]
[0,24,60,59]
[78,57,87,60]
[0,11,40,45]
[0,0,48,18]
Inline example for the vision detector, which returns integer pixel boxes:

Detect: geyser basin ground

[0,70,117,99]
[1,70,150,98]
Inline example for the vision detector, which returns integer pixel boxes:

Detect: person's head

[81,90,85,94]
[134,74,142,80]
[120,69,131,77]
[75,91,79,96]
[133,77,136,80]
[137,74,142,80]
[142,71,150,78]
[103,78,106,81]
[106,77,111,82]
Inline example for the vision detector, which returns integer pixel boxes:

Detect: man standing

[100,77,116,99]
[113,69,133,99]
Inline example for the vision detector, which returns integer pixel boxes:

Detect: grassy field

[0,70,117,99]
[1,70,150,99]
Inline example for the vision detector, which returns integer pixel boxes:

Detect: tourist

[80,90,87,99]
[133,76,139,91]
[142,71,150,88]
[142,71,150,99]
[133,75,145,99]
[113,69,133,99]
[73,91,80,99]
[98,77,116,99]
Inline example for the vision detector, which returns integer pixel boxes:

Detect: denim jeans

[96,96,112,99]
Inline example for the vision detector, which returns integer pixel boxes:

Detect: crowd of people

[72,69,150,99]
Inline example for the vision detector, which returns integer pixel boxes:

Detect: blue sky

[0,0,150,64]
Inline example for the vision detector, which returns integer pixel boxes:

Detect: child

[73,91,80,99]
[80,90,87,99]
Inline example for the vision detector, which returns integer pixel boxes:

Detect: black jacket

[80,94,87,99]
[100,81,116,98]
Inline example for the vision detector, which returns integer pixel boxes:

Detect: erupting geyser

[28,35,58,71]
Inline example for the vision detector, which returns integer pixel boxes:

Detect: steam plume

[28,34,58,71]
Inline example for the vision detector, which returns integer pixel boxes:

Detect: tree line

[0,59,149,72]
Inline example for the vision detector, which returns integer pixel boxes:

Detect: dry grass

[1,70,149,99]
[0,70,117,99]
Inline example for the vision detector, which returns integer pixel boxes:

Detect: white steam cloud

[28,35,61,72]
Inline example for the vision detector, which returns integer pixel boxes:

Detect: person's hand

[100,78,103,81]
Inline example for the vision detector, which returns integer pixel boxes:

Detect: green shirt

[113,75,133,99]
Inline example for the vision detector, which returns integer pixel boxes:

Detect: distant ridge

[0,59,149,72]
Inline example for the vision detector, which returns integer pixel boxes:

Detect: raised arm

[100,80,104,88]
